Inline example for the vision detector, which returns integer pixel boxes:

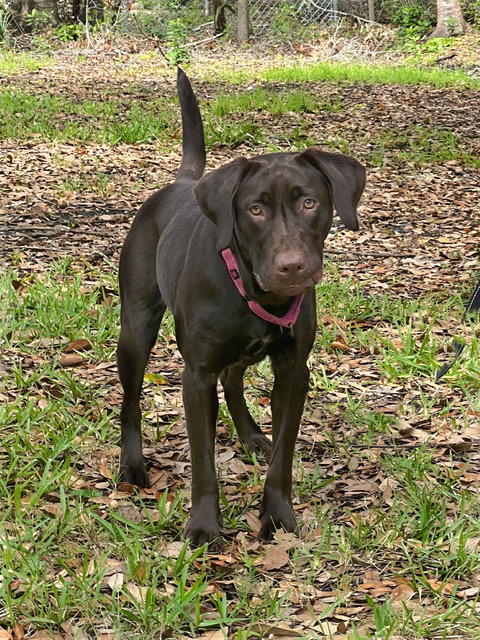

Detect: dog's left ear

[297,148,366,231]
[194,157,257,250]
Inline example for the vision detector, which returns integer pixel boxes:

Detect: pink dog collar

[221,248,304,329]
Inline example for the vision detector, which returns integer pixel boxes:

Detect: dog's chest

[236,332,281,368]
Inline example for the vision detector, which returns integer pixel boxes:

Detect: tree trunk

[33,0,59,25]
[16,0,35,31]
[429,0,467,38]
[14,0,58,30]
[237,0,249,43]
[73,0,105,24]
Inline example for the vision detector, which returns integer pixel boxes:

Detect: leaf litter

[1,46,480,639]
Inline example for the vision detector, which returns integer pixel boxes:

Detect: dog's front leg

[182,366,222,545]
[258,349,310,541]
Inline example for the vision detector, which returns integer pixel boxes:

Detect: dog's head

[194,148,365,298]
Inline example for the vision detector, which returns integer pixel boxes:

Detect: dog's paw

[258,491,298,541]
[184,521,220,547]
[244,432,273,459]
[122,467,150,489]
[184,501,223,546]
[119,454,150,489]
[258,511,298,541]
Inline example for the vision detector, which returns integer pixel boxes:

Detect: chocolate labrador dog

[117,68,365,545]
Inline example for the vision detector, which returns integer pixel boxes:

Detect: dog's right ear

[194,157,251,250]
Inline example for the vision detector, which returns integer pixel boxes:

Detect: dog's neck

[228,237,303,309]
[221,248,304,329]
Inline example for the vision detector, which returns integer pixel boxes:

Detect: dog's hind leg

[117,223,166,487]
[220,365,273,458]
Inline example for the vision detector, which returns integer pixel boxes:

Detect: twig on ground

[178,33,224,49]
[326,249,415,259]
[132,13,169,62]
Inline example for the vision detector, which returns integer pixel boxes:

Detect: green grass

[211,87,338,117]
[2,258,118,359]
[2,51,480,639]
[364,124,480,169]
[314,265,480,390]
[2,55,478,157]
[0,85,332,148]
[0,91,176,144]
[0,50,51,73]
[2,256,480,638]
[198,59,480,90]
[263,61,480,90]
[4,86,477,168]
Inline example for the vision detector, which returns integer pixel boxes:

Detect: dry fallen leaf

[12,623,25,640]
[390,583,415,604]
[248,623,302,638]
[123,582,149,601]
[58,353,85,367]
[330,337,349,351]
[195,631,226,640]
[65,339,92,353]
[254,543,290,571]
[61,620,89,640]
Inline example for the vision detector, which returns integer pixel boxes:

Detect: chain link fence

[131,0,477,42]
[247,0,436,35]
[138,0,437,39]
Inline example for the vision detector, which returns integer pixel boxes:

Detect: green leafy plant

[380,0,435,40]
[166,16,190,64]
[26,8,53,33]
[54,22,85,41]
[131,0,204,48]
[0,7,11,40]
[461,0,480,26]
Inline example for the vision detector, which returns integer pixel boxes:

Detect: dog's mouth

[255,268,323,296]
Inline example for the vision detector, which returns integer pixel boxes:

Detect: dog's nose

[275,251,307,278]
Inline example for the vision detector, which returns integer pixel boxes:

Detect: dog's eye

[303,198,316,210]
[249,205,263,216]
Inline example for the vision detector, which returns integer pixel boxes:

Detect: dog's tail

[176,67,206,182]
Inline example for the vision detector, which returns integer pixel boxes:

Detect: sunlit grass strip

[198,59,480,90]
[0,50,51,73]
